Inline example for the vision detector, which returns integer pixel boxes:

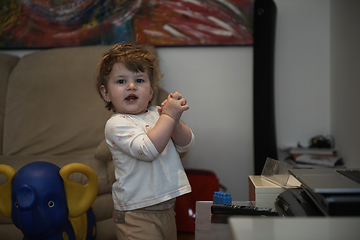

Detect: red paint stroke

[1,0,253,47]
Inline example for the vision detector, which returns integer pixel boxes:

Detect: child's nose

[127,82,137,90]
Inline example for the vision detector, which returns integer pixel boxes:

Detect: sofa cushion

[0,223,22,239]
[0,53,19,155]
[3,46,113,156]
[0,153,113,195]
[95,139,113,162]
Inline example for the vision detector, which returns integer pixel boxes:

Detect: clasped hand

[158,92,189,122]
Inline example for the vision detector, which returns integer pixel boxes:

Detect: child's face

[101,62,153,114]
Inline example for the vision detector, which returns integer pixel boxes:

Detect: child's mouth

[125,94,138,101]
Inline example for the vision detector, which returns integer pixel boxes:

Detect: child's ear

[100,85,111,102]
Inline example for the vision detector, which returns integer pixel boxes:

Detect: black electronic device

[211,204,278,216]
[275,188,324,216]
[289,168,360,216]
[302,186,360,216]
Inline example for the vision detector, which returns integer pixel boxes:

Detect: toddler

[96,42,194,240]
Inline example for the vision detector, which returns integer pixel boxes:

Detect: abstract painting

[0,0,254,48]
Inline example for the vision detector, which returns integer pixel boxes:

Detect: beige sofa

[0,46,167,240]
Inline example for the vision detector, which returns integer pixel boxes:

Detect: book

[290,147,336,155]
[289,148,336,159]
[285,159,333,169]
[294,154,342,167]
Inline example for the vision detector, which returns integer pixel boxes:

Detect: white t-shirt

[104,106,194,211]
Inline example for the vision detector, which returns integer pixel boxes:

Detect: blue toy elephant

[0,161,98,240]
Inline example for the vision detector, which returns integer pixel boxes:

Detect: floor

[177,231,195,240]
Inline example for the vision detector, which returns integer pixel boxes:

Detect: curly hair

[96,42,163,112]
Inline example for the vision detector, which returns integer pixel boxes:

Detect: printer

[275,168,360,216]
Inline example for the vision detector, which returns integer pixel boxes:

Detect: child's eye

[117,80,125,84]
[136,79,144,83]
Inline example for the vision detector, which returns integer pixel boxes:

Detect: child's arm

[171,120,192,147]
[146,114,176,153]
[147,92,189,153]
[158,92,193,147]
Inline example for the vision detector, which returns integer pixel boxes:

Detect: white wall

[157,47,254,200]
[158,0,334,200]
[1,0,335,200]
[274,0,331,160]
[330,0,360,168]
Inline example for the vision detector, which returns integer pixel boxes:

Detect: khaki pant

[113,208,177,240]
